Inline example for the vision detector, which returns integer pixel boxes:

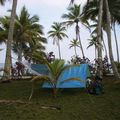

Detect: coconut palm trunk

[18,48,22,62]
[105,0,120,79]
[48,22,68,60]
[95,47,97,59]
[18,43,23,62]
[76,23,85,58]
[57,40,61,59]
[74,46,77,57]
[102,30,108,58]
[97,0,103,78]
[102,37,107,58]
[0,0,6,5]
[2,0,18,81]
[113,22,119,63]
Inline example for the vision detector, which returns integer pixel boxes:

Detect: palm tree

[48,22,68,59]
[89,22,108,58]
[0,6,47,63]
[3,0,18,81]
[62,4,89,58]
[0,0,7,5]
[20,37,47,62]
[113,21,119,63]
[104,0,120,78]
[0,17,8,43]
[13,6,46,62]
[0,16,9,60]
[29,52,80,99]
[87,35,100,59]
[0,0,8,62]
[69,39,79,57]
[109,1,120,64]
[82,0,120,78]
[83,0,120,63]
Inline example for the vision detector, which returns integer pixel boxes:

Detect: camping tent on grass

[31,64,49,75]
[31,64,90,88]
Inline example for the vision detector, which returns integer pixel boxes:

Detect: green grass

[0,77,120,120]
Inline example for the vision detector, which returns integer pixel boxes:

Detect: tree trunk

[95,47,97,59]
[53,88,57,98]
[57,40,61,59]
[113,22,119,63]
[74,46,77,57]
[105,0,120,79]
[2,0,18,81]
[78,32,85,58]
[18,43,22,62]
[76,23,85,58]
[102,30,108,58]
[18,49,22,62]
[97,0,103,78]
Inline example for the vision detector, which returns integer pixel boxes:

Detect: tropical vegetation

[62,4,89,58]
[0,1,120,119]
[2,0,18,81]
[0,0,120,106]
[0,0,119,80]
[48,22,68,59]
[82,0,120,78]
[29,52,80,99]
[69,39,79,57]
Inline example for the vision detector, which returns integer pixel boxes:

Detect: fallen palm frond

[29,75,51,101]
[30,75,50,84]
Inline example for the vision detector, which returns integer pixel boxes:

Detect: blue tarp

[31,64,49,75]
[42,64,90,88]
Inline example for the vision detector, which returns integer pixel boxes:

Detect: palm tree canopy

[48,22,68,44]
[87,35,101,49]
[62,4,89,27]
[0,6,47,58]
[0,16,10,43]
[0,0,7,5]
[14,6,47,59]
[69,39,79,48]
[14,6,44,41]
[31,52,81,85]
[29,53,81,99]
[0,48,3,51]
[83,0,120,24]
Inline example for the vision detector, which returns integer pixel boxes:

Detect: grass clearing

[0,76,120,120]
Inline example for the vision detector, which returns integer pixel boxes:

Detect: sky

[0,0,120,63]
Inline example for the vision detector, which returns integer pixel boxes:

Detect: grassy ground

[0,76,120,120]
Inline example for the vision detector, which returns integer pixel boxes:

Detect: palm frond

[31,75,50,84]
[0,48,3,51]
[60,77,85,84]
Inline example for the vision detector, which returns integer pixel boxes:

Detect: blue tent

[31,64,49,75]
[31,64,90,88]
[43,64,90,88]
